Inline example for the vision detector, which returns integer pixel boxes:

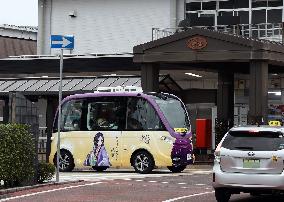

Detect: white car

[213,126,284,202]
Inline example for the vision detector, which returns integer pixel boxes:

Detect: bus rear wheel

[92,166,108,172]
[54,150,74,172]
[132,151,154,174]
[167,165,187,173]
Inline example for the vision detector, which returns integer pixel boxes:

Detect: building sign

[187,36,207,50]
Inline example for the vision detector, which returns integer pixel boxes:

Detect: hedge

[0,124,35,187]
[37,162,55,183]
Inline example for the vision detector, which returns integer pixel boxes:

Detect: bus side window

[87,97,126,131]
[126,98,164,131]
[61,100,83,131]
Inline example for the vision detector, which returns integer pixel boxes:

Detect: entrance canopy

[134,28,284,73]
[133,28,284,128]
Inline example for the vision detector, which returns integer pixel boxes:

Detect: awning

[0,75,182,96]
[0,54,139,74]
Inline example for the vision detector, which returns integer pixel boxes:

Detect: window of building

[202,1,216,10]
[234,0,249,8]
[252,9,266,24]
[267,9,282,23]
[237,11,250,24]
[186,13,198,20]
[220,0,234,9]
[252,0,282,8]
[219,11,234,17]
[187,2,201,11]
[268,0,282,7]
[126,97,164,131]
[61,100,83,131]
[252,0,267,8]
[87,97,126,131]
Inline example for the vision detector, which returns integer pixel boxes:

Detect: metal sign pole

[56,49,64,182]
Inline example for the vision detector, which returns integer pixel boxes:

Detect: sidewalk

[0,180,82,198]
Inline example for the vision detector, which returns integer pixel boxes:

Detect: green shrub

[0,124,35,187]
[37,162,55,183]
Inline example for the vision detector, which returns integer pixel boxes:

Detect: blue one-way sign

[51,35,74,49]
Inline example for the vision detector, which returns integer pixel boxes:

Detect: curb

[194,161,213,164]
[0,180,84,196]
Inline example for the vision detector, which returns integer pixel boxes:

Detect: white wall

[38,0,178,55]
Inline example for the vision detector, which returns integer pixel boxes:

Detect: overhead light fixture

[185,72,202,78]
[268,91,281,96]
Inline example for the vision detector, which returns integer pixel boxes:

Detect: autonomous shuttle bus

[49,90,193,173]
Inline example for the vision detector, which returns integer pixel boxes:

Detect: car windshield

[222,130,284,151]
[150,94,190,131]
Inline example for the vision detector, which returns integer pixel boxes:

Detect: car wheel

[167,165,187,173]
[54,150,75,172]
[215,188,231,202]
[92,166,108,172]
[132,151,154,174]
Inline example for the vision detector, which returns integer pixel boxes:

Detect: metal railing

[152,23,283,43]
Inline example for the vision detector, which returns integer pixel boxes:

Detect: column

[3,98,9,124]
[141,63,160,92]
[46,98,57,162]
[217,71,234,125]
[248,60,268,124]
[216,71,234,143]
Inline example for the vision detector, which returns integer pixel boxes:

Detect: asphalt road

[1,168,284,202]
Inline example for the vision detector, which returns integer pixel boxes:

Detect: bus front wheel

[54,150,75,172]
[167,165,186,173]
[132,151,154,174]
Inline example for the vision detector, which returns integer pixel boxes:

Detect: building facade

[38,0,284,56]
[38,0,186,55]
[185,0,284,41]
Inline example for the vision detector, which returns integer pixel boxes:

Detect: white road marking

[161,182,169,184]
[123,178,131,181]
[195,184,206,186]
[0,182,104,202]
[178,183,186,185]
[163,191,215,202]
[52,169,212,182]
[135,180,143,182]
[149,181,157,183]
[181,187,188,189]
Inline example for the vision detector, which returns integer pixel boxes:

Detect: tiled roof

[0,75,181,95]
[0,24,38,32]
[0,36,36,58]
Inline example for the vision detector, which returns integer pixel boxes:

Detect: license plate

[187,154,191,161]
[243,159,260,168]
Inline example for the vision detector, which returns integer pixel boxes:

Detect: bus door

[120,97,171,167]
[85,96,126,167]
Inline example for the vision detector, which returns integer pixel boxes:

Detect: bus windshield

[150,94,190,131]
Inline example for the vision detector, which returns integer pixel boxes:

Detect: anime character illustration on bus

[84,132,111,167]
